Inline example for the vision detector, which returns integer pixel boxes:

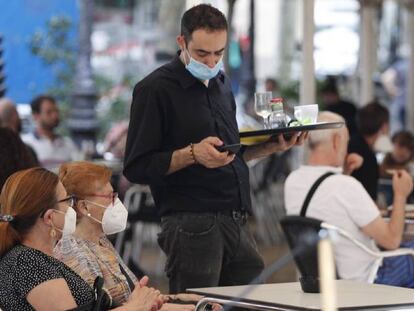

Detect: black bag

[67,277,112,311]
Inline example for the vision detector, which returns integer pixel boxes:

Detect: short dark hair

[30,95,56,114]
[392,131,414,152]
[181,4,228,42]
[357,101,389,136]
[320,76,339,95]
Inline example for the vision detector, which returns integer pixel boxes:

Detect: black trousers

[157,212,265,293]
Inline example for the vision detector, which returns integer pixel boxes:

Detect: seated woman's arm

[27,278,165,311]
[27,278,77,311]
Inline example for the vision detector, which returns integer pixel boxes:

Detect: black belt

[218,209,248,224]
[163,210,248,225]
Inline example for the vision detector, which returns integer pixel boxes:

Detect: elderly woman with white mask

[54,162,197,311]
[0,167,162,311]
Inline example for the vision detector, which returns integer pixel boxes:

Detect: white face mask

[86,198,128,235]
[53,206,77,236]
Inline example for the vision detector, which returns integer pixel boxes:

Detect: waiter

[124,3,306,293]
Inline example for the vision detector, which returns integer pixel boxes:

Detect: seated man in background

[320,76,357,137]
[22,95,78,170]
[0,98,38,163]
[380,130,414,177]
[0,97,21,133]
[285,112,414,287]
[0,127,38,190]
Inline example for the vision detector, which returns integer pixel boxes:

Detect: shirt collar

[167,51,226,89]
[33,129,60,141]
[300,165,343,174]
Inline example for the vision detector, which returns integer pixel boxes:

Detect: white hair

[308,111,346,150]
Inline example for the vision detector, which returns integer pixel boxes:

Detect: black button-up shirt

[123,55,251,216]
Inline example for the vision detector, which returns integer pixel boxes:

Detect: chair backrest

[123,185,160,223]
[280,215,323,279]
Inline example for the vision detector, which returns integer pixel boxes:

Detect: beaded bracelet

[190,143,198,164]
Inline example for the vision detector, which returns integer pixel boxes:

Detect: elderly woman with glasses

[54,162,197,311]
[0,168,162,311]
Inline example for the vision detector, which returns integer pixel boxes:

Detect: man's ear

[380,122,390,136]
[176,35,185,50]
[332,133,341,152]
[32,113,40,122]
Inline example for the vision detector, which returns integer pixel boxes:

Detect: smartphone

[216,143,242,154]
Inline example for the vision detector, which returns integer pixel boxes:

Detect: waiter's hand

[193,137,235,168]
[263,131,308,153]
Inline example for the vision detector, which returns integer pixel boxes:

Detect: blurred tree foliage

[28,16,76,134]
[29,16,76,104]
[28,15,131,140]
[94,74,134,140]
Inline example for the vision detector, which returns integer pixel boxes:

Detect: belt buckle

[232,210,247,225]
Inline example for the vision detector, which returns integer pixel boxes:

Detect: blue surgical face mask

[184,49,223,81]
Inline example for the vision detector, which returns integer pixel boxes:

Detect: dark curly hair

[0,128,38,190]
[181,4,228,42]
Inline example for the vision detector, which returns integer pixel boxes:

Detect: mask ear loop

[181,39,192,66]
[83,200,104,225]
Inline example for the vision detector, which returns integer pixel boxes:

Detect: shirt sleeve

[339,177,380,227]
[15,250,63,298]
[123,82,173,185]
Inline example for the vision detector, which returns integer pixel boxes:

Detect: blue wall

[0,0,79,103]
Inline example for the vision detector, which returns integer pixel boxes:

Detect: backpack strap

[300,172,335,217]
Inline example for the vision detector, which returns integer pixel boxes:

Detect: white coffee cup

[294,104,318,125]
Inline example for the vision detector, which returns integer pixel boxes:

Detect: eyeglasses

[82,192,118,205]
[57,195,77,208]
[40,195,77,217]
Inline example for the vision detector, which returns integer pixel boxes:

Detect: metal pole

[277,0,297,83]
[359,0,381,106]
[400,1,414,131]
[68,0,98,148]
[300,0,315,106]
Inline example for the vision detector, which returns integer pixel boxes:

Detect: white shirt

[284,165,380,282]
[22,132,78,171]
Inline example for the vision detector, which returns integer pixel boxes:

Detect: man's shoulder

[21,132,36,143]
[134,60,179,91]
[287,166,363,188]
[60,135,76,147]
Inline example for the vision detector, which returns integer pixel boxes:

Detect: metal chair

[115,184,165,277]
[280,215,414,290]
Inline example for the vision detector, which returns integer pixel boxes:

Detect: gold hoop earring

[50,228,57,238]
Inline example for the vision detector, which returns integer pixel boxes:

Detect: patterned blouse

[54,235,138,305]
